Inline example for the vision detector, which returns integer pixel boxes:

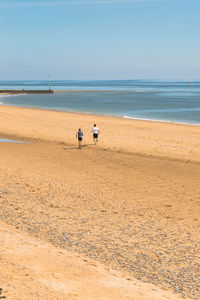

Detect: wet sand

[0,105,199,299]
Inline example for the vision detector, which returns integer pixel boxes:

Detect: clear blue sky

[0,0,200,80]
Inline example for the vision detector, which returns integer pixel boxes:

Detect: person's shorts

[78,137,82,141]
[93,133,98,139]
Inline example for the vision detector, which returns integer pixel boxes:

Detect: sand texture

[0,105,200,299]
[0,221,185,300]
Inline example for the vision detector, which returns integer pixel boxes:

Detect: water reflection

[0,138,30,144]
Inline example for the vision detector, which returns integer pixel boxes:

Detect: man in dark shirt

[76,128,83,149]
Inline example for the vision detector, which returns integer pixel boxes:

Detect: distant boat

[188,75,192,84]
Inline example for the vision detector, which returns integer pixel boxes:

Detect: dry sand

[0,221,184,300]
[0,105,200,299]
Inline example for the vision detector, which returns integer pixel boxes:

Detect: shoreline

[1,103,200,130]
[0,104,200,163]
[0,101,200,127]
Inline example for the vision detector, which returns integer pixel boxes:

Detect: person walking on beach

[92,124,99,145]
[76,128,83,149]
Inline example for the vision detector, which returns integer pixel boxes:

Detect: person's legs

[78,139,82,148]
[93,134,96,145]
[93,134,98,145]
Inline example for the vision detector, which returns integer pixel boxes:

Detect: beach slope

[0,105,199,299]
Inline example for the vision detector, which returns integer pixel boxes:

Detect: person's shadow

[63,144,94,150]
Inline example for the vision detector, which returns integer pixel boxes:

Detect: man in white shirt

[92,124,100,145]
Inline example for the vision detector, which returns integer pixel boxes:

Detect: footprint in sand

[0,288,6,299]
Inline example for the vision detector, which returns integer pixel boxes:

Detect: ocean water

[0,80,200,125]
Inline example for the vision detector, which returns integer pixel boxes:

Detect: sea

[0,80,200,125]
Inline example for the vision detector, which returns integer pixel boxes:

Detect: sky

[0,0,200,80]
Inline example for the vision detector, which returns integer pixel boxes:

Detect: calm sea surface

[0,80,200,125]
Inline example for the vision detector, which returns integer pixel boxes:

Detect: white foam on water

[0,94,24,98]
[0,94,12,98]
[122,115,200,126]
[123,115,134,119]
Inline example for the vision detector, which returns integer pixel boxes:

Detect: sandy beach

[0,105,200,299]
